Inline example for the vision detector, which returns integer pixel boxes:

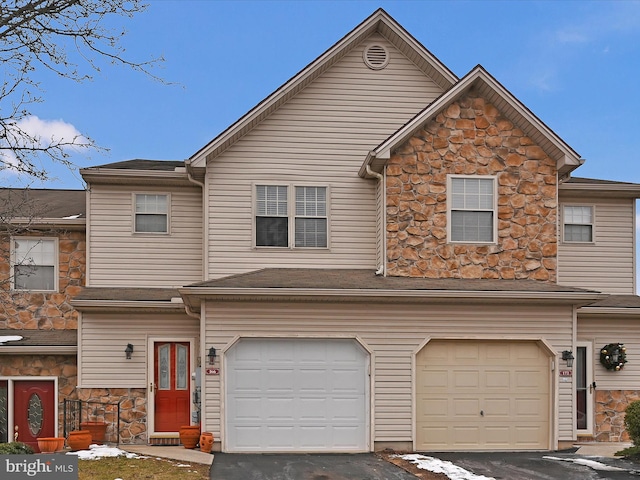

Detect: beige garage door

[416,340,550,451]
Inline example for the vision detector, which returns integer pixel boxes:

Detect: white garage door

[416,340,550,451]
[226,338,369,452]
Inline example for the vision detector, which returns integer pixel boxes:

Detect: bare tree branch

[0,0,162,181]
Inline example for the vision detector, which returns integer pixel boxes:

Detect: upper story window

[12,237,57,291]
[255,185,328,248]
[134,194,169,234]
[449,176,496,243]
[563,205,594,242]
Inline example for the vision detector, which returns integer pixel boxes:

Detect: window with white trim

[449,176,496,243]
[134,194,169,233]
[563,205,593,242]
[12,237,57,291]
[255,185,328,248]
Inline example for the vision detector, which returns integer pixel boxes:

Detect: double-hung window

[12,237,57,291]
[449,176,496,243]
[255,185,328,248]
[563,205,593,242]
[134,194,169,233]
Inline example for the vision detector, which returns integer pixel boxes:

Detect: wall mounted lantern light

[208,347,217,365]
[562,350,574,368]
[125,343,134,360]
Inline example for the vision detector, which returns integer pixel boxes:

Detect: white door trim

[147,337,196,437]
[576,341,594,436]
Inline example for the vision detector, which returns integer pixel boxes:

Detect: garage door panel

[416,340,550,451]
[226,338,369,452]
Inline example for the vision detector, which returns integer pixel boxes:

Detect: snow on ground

[397,454,496,480]
[543,455,627,472]
[66,444,141,460]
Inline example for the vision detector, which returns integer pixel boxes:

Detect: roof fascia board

[80,168,192,186]
[189,9,457,166]
[560,183,640,198]
[180,286,604,304]
[578,307,640,316]
[9,218,86,229]
[72,300,186,312]
[360,66,582,178]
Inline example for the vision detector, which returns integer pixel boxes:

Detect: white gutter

[72,300,187,311]
[577,307,640,316]
[180,287,605,304]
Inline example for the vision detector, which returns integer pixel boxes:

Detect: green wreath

[600,343,627,371]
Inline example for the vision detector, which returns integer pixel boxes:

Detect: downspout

[366,162,385,276]
[185,161,206,427]
[185,160,206,282]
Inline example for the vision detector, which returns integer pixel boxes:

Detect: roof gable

[361,65,583,178]
[188,9,457,167]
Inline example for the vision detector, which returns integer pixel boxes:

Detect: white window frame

[133,193,170,235]
[11,237,59,292]
[562,204,595,244]
[447,175,497,244]
[253,183,330,249]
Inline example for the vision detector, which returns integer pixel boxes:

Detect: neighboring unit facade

[0,189,84,451]
[9,9,640,452]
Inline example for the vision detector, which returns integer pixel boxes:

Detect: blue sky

[6,0,640,189]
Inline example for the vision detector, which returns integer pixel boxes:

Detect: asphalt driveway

[209,451,640,480]
[208,453,419,480]
[431,450,640,479]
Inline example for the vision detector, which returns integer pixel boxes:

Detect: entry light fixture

[125,343,134,360]
[562,350,574,368]
[208,347,217,365]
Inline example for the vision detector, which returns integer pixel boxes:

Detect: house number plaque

[206,368,220,375]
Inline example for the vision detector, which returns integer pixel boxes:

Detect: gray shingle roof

[189,268,596,293]
[584,295,640,308]
[0,188,86,219]
[89,160,185,171]
[0,329,76,347]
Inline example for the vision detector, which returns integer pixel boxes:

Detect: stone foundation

[594,389,640,441]
[76,388,147,444]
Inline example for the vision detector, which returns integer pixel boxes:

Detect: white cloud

[0,115,89,174]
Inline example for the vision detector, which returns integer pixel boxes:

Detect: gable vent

[363,44,389,70]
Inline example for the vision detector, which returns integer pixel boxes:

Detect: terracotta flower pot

[179,425,200,449]
[80,421,108,443]
[199,432,214,453]
[67,430,92,451]
[37,437,65,453]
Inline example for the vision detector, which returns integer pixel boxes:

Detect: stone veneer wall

[0,230,85,329]
[77,388,147,444]
[386,93,558,280]
[594,389,640,442]
[0,354,77,437]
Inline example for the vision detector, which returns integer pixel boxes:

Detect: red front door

[154,342,191,432]
[14,381,56,452]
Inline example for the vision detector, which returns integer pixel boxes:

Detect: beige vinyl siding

[79,312,199,388]
[206,34,443,278]
[558,197,635,294]
[578,315,640,390]
[88,184,203,287]
[203,301,575,446]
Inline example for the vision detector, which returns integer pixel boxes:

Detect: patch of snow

[398,454,496,480]
[66,444,140,460]
[62,214,82,219]
[543,455,627,472]
[0,335,23,344]
[176,463,192,467]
